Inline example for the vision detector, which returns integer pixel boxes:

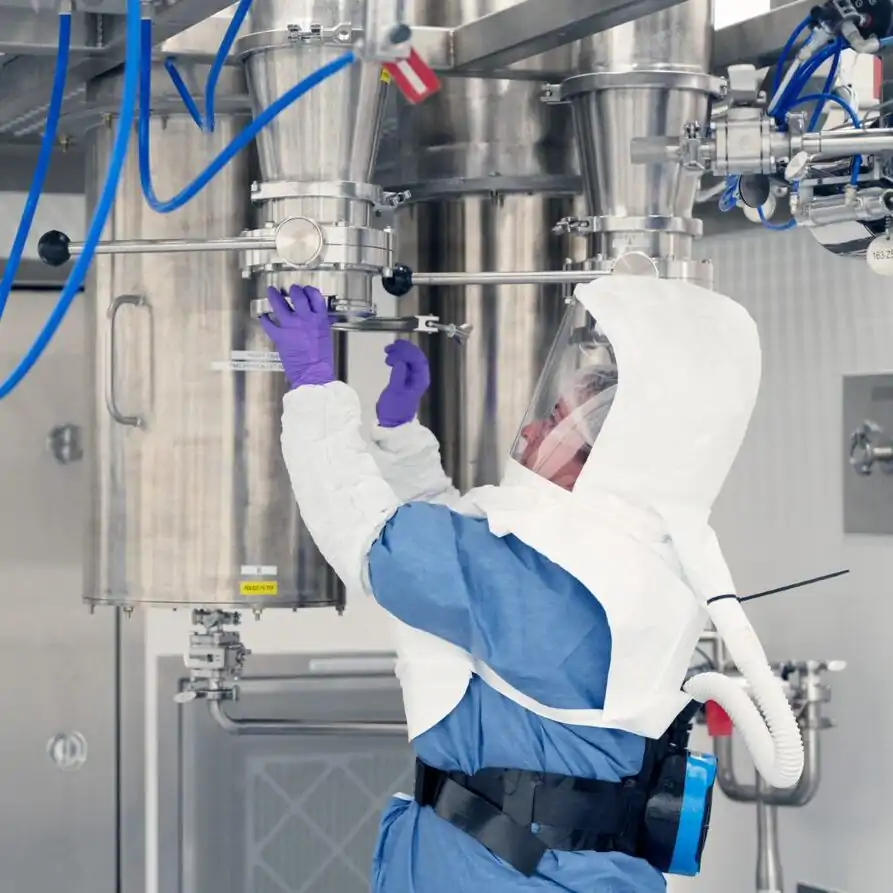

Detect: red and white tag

[383,49,441,104]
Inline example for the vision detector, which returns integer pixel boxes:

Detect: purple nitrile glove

[259,285,335,389]
[375,340,431,428]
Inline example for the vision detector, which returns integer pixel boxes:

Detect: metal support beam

[447,0,689,72]
[713,0,815,71]
[0,0,235,134]
[0,8,96,55]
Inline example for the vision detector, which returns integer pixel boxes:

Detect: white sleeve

[280,382,401,595]
[368,419,462,509]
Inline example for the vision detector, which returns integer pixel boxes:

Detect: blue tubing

[164,0,253,131]
[138,16,356,213]
[0,1,142,399]
[758,206,797,230]
[773,16,815,95]
[164,57,204,128]
[0,12,72,323]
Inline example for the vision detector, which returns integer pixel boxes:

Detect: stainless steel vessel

[84,45,342,611]
[382,0,579,489]
[560,0,719,284]
[237,0,391,314]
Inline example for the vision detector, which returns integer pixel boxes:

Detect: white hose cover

[684,598,804,788]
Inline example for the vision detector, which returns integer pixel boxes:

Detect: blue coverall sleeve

[368,501,476,651]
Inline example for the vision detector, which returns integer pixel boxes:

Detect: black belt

[413,760,648,876]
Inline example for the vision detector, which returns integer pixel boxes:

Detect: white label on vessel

[240,565,278,577]
[867,236,893,276]
[212,350,284,372]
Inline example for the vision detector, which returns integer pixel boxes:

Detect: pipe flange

[240,219,393,274]
[580,215,704,238]
[377,174,582,202]
[583,255,714,287]
[250,179,384,205]
[558,69,726,102]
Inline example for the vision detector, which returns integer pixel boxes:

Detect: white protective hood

[461,275,804,789]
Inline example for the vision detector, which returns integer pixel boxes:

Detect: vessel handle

[106,294,146,428]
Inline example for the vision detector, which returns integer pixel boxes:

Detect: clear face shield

[510,299,618,491]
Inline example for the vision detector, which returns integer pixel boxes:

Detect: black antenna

[740,569,850,603]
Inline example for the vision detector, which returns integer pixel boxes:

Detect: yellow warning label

[381,69,392,84]
[240,581,279,597]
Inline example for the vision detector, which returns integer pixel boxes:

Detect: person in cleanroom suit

[260,277,804,893]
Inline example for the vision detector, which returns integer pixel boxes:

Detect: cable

[758,206,797,230]
[164,0,253,132]
[138,17,356,213]
[0,0,142,400]
[0,12,72,323]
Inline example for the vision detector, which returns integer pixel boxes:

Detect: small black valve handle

[381,263,414,297]
[37,230,72,267]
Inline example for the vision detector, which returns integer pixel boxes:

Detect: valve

[849,420,893,476]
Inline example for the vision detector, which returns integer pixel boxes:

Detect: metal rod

[448,0,688,71]
[796,128,893,157]
[410,270,608,286]
[207,700,407,737]
[66,235,275,258]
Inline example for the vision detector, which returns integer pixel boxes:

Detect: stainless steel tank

[84,42,342,611]
[559,0,720,284]
[236,0,391,314]
[380,0,580,490]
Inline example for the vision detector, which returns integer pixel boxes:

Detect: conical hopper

[560,0,717,271]
[236,0,388,185]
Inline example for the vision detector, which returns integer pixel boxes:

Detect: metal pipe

[756,776,784,893]
[793,128,893,157]
[714,714,821,807]
[409,270,609,286]
[207,699,407,737]
[66,235,275,257]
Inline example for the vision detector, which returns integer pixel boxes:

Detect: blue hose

[0,12,71,323]
[773,16,815,95]
[0,2,142,400]
[164,0,253,131]
[164,57,204,128]
[775,41,844,123]
[139,17,356,213]
[758,206,797,230]
[808,49,842,130]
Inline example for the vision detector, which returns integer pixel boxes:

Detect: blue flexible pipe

[164,0,253,131]
[772,16,815,95]
[164,57,204,128]
[775,41,844,123]
[0,12,72,323]
[808,49,842,130]
[138,17,356,213]
[0,2,142,400]
[758,206,797,230]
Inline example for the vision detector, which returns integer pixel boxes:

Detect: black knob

[38,230,71,267]
[381,263,414,297]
